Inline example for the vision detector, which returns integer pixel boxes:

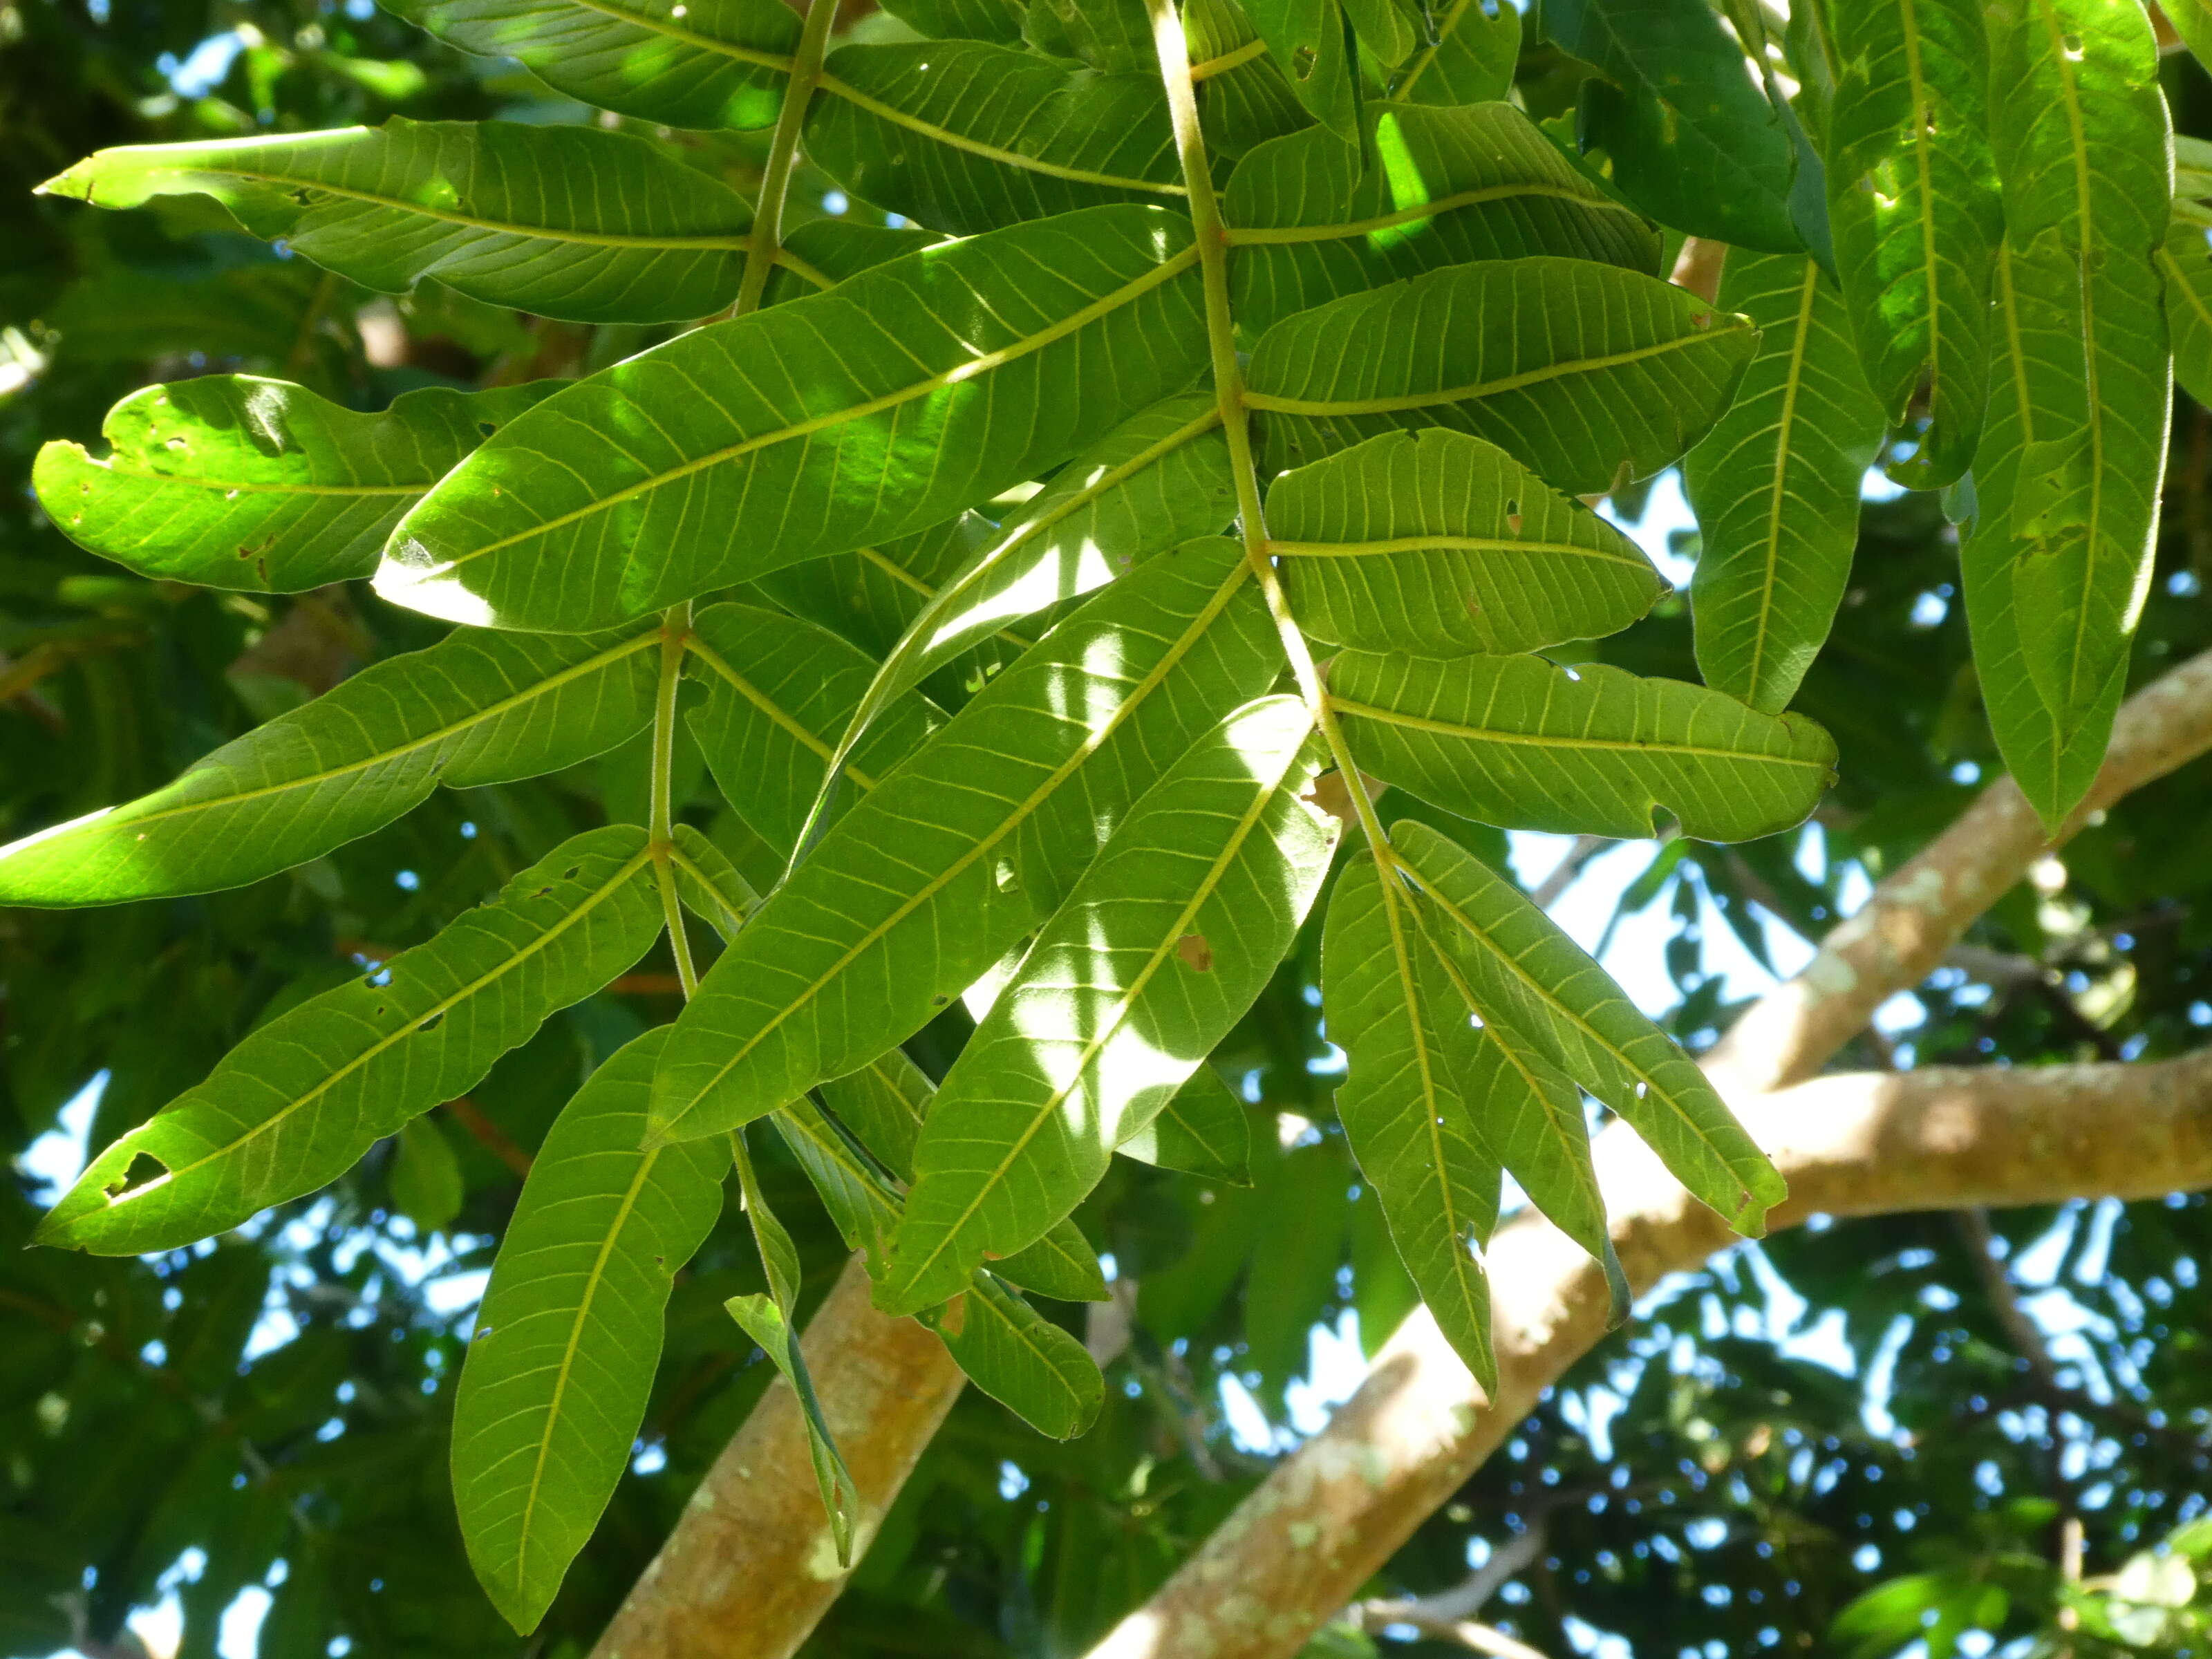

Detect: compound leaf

[37,827,664,1255]
[34,377,557,592]
[0,626,661,906]
[451,1030,729,1635]
[1683,252,1886,713]
[1329,652,1837,841]
[1269,428,1666,658]
[377,204,1208,632]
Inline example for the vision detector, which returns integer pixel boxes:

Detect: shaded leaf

[34,377,556,592]
[1395,0,1519,105]
[726,1294,862,1564]
[1116,1064,1253,1185]
[919,1273,1105,1438]
[391,1116,465,1236]
[450,1030,728,1634]
[38,827,664,1255]
[1243,0,1361,142]
[1330,651,1837,841]
[2166,218,2212,411]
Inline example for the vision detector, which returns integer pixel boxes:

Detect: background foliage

[6,2,2212,1658]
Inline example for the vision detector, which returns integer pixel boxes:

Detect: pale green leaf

[879,695,1336,1313]
[922,1271,1105,1438]
[647,538,1278,1144]
[1682,252,1886,713]
[1393,819,1785,1233]
[1974,0,2170,764]
[879,0,1027,41]
[995,1221,1112,1302]
[1539,0,1801,252]
[684,603,947,858]
[726,1294,862,1564]
[381,0,799,129]
[1395,0,1519,106]
[450,1030,728,1635]
[765,218,946,304]
[818,1049,937,1181]
[732,1124,805,1314]
[1224,102,1659,336]
[1024,0,1152,73]
[806,391,1233,814]
[0,625,661,906]
[391,1116,465,1236]
[1243,0,1361,142]
[671,823,758,941]
[1821,0,2003,487]
[1187,0,1314,160]
[1320,852,1500,1390]
[33,377,556,592]
[1245,257,1759,495]
[1329,652,1837,841]
[1268,427,1665,658]
[39,120,758,324]
[806,41,1182,235]
[1116,1064,1253,1185]
[775,1095,903,1269]
[37,827,664,1255]
[377,205,1209,633]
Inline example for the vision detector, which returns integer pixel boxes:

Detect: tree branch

[588,1255,964,1659]
[1085,1049,2212,1659]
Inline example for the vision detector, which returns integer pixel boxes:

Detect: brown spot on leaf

[1177,932,1215,972]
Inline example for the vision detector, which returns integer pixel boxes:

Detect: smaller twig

[442,1096,533,1179]
[1349,1604,1550,1659]
[1528,835,1611,910]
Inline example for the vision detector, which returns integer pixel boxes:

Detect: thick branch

[1087,1049,2212,1659]
[588,1255,964,1659]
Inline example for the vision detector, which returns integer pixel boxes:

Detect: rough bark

[589,1255,964,1659]
[1085,1051,2212,1659]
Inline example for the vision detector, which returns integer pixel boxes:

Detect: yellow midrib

[83,449,424,498]
[1746,261,1824,700]
[1267,533,1648,566]
[683,634,885,793]
[1329,693,1832,768]
[658,559,1253,1137]
[891,713,1312,1297]
[424,243,1204,573]
[1244,330,1733,418]
[104,630,661,836]
[1226,182,1642,246]
[88,846,655,1221]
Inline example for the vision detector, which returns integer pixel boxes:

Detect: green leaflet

[39,120,757,324]
[879,695,1336,1314]
[647,538,1278,1145]
[684,603,948,857]
[1682,252,1886,714]
[390,1116,465,1235]
[33,377,556,592]
[1392,821,1785,1235]
[1244,256,1759,496]
[1821,0,2002,487]
[2161,218,2212,411]
[1413,906,1626,1315]
[879,0,1027,42]
[382,0,800,130]
[1394,0,1519,105]
[1024,0,1154,74]
[1222,102,1659,337]
[1243,0,1361,143]
[1329,652,1837,841]
[724,1294,863,1559]
[449,1031,729,1635]
[1268,428,1666,657]
[37,827,664,1255]
[766,219,946,303]
[922,1272,1104,1438]
[377,205,1210,633]
[1977,0,2170,756]
[774,1099,1105,1436]
[1540,0,1801,253]
[1187,0,1314,161]
[805,392,1234,821]
[806,41,1182,235]
[730,1129,859,1566]
[1116,1064,1253,1185]
[1320,852,1501,1391]
[0,626,660,906]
